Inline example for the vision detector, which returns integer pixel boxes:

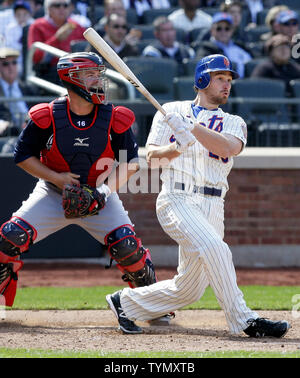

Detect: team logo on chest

[73,137,90,147]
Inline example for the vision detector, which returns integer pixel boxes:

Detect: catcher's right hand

[62,184,106,219]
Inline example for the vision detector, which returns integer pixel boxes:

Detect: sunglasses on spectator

[51,3,69,8]
[216,26,232,32]
[283,20,298,26]
[111,24,127,30]
[1,60,18,66]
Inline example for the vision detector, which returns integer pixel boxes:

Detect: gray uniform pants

[13,180,132,246]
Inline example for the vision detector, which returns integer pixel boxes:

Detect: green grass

[0,348,299,358]
[12,285,300,310]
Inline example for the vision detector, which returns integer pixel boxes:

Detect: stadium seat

[175,28,188,44]
[280,0,300,10]
[88,5,104,23]
[231,78,293,146]
[142,8,178,24]
[132,24,155,40]
[136,39,157,54]
[173,77,195,100]
[231,78,288,121]
[189,27,210,43]
[123,57,178,101]
[245,25,270,43]
[256,9,269,26]
[283,79,300,146]
[201,7,220,16]
[182,57,200,77]
[244,58,266,77]
[127,8,138,25]
[70,40,89,53]
[289,79,300,121]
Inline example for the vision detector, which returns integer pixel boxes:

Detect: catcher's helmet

[194,54,239,90]
[57,52,108,104]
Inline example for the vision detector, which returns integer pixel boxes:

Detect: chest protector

[35,97,115,187]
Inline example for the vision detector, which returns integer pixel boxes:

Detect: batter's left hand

[164,112,194,132]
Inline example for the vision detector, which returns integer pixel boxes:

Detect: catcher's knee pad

[0,217,37,307]
[105,224,157,288]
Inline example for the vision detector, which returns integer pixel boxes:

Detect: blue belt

[174,182,222,197]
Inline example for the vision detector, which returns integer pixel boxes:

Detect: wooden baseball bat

[83,27,166,116]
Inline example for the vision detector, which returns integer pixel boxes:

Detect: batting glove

[164,112,195,132]
[174,128,196,153]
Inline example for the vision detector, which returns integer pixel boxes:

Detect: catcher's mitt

[62,184,106,218]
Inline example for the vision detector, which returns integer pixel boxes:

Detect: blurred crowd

[0,0,300,150]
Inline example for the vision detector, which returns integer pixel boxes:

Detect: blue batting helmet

[194,54,239,90]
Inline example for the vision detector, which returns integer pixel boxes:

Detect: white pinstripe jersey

[146,101,247,196]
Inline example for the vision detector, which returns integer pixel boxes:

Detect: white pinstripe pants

[121,191,258,334]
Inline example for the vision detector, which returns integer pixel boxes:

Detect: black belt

[174,182,222,197]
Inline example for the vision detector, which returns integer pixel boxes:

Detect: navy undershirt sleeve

[14,120,51,164]
[111,128,139,163]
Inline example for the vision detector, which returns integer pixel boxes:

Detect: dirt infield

[0,263,300,353]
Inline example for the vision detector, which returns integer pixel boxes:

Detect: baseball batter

[0,52,158,310]
[106,54,290,338]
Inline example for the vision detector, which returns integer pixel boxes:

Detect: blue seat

[231,78,293,146]
[70,40,89,53]
[289,79,300,122]
[132,24,155,40]
[244,58,266,77]
[123,57,178,101]
[182,57,199,77]
[173,77,195,100]
[142,8,178,24]
[245,25,270,43]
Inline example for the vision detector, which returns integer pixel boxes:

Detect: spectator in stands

[123,0,170,22]
[276,10,299,43]
[94,0,127,35]
[27,0,86,83]
[72,0,89,18]
[260,4,289,43]
[27,0,44,18]
[104,13,139,57]
[168,0,212,33]
[243,0,264,26]
[88,13,139,65]
[142,16,195,75]
[251,34,300,96]
[69,0,91,28]
[0,47,38,135]
[0,1,16,40]
[220,0,247,45]
[193,12,252,77]
[3,1,34,76]
[99,0,127,26]
[275,9,300,65]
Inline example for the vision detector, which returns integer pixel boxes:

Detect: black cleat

[244,318,290,338]
[106,290,143,334]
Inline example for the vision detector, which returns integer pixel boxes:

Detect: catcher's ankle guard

[105,225,157,288]
[0,217,37,306]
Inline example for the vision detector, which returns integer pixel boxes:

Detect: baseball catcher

[0,52,158,312]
